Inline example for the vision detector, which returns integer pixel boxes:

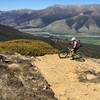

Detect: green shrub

[0,39,58,56]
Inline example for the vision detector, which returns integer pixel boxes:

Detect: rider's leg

[71,47,79,60]
[71,49,76,60]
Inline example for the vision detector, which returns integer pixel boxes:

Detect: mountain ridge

[1,4,100,33]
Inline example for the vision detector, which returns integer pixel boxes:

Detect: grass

[80,44,100,59]
[0,39,58,56]
[79,37,100,45]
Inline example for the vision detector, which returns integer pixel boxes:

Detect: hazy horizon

[0,0,100,11]
[1,4,100,11]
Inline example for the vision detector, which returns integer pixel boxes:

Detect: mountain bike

[58,47,73,58]
[58,47,85,62]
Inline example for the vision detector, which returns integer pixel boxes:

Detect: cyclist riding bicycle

[70,37,82,59]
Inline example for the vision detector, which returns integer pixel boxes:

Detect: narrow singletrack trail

[34,54,100,100]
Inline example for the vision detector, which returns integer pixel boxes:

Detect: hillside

[0,25,33,40]
[43,19,71,33]
[43,15,100,33]
[1,5,100,33]
[0,39,58,56]
[0,38,99,58]
[34,54,100,100]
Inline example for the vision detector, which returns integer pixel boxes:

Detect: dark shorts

[73,47,79,53]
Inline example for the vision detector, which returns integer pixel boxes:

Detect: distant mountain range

[1,4,100,33]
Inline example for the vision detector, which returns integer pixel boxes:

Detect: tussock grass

[0,39,58,56]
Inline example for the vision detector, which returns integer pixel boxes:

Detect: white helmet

[71,37,76,41]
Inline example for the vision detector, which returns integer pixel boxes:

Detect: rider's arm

[73,41,77,48]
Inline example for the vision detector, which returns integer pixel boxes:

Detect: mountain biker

[70,37,81,59]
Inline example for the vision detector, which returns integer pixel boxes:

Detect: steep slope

[0,25,33,40]
[34,54,100,100]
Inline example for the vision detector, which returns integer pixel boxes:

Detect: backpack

[76,40,82,48]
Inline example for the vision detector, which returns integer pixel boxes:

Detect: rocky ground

[0,52,57,100]
[35,54,100,100]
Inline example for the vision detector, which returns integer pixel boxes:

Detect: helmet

[71,37,76,41]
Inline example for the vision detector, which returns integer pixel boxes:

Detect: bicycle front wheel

[58,51,69,58]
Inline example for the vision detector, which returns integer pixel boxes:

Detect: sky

[0,0,100,11]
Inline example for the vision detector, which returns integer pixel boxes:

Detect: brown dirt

[0,53,57,100]
[34,54,100,100]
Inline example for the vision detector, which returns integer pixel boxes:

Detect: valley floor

[34,54,100,100]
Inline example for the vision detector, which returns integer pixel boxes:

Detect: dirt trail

[34,54,100,100]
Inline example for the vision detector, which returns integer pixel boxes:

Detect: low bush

[0,39,58,56]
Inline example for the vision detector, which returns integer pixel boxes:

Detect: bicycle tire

[58,51,69,58]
